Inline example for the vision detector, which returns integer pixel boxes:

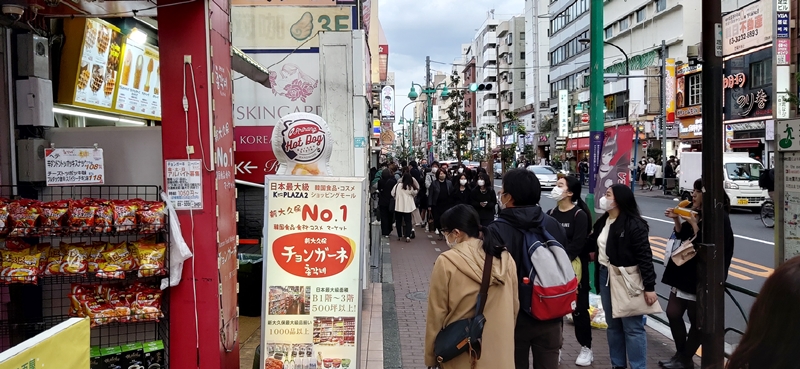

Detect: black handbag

[433,252,493,365]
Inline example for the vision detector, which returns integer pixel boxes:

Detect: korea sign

[235,126,279,184]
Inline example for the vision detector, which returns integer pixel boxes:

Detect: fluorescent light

[129,27,148,45]
[53,107,146,125]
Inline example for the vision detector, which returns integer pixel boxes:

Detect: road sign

[642,141,649,149]
[581,113,590,124]
[234,126,279,183]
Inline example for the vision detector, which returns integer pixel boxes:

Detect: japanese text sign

[165,160,203,210]
[261,176,365,369]
[722,0,772,55]
[45,148,104,186]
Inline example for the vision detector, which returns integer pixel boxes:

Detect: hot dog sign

[271,112,333,176]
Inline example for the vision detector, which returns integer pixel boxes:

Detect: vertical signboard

[592,125,634,209]
[261,176,365,369]
[664,58,676,124]
[558,90,569,137]
[380,85,395,120]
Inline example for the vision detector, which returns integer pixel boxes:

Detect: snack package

[131,286,162,322]
[94,201,113,233]
[97,242,136,279]
[0,200,10,236]
[130,241,166,277]
[136,201,165,233]
[34,243,51,272]
[107,288,132,323]
[40,200,70,235]
[87,242,107,274]
[68,283,93,316]
[83,296,116,327]
[112,200,138,232]
[61,243,89,274]
[5,239,30,251]
[69,200,98,233]
[44,246,64,275]
[0,249,41,284]
[8,199,42,237]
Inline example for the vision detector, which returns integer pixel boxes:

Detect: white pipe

[5,30,17,195]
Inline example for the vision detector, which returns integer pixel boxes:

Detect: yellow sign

[0,318,89,369]
[232,6,353,49]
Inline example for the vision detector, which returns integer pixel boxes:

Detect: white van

[679,152,768,211]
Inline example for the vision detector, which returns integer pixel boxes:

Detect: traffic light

[469,83,493,92]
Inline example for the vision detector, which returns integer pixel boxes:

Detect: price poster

[164,160,203,210]
[73,19,123,109]
[783,153,800,260]
[44,148,105,186]
[261,176,365,369]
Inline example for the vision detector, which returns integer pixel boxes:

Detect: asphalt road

[493,179,773,344]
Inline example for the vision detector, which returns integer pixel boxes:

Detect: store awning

[729,138,762,149]
[231,46,271,88]
[566,138,590,151]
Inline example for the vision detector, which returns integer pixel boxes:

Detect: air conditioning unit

[17,34,50,79]
[540,102,549,109]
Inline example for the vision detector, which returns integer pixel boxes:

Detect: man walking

[487,169,568,369]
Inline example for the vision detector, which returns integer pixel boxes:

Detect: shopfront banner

[592,125,634,210]
[722,0,773,55]
[271,113,334,176]
[261,176,365,369]
[231,6,355,50]
[44,147,105,186]
[235,126,279,184]
[723,48,773,123]
[0,318,89,369]
[380,86,395,120]
[113,41,161,120]
[664,59,676,123]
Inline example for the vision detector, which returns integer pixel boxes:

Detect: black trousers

[379,205,394,236]
[395,211,412,238]
[666,290,700,357]
[514,314,563,369]
[572,256,592,348]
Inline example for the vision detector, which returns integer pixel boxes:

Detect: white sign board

[777,119,800,152]
[165,159,203,210]
[776,0,790,12]
[261,176,365,369]
[722,0,773,55]
[558,90,569,137]
[45,148,105,186]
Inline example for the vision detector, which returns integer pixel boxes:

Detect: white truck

[679,152,769,212]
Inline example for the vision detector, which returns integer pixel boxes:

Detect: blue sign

[777,12,790,38]
[354,137,366,148]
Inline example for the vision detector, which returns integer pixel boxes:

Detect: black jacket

[378,177,397,207]
[428,179,454,207]
[470,187,497,221]
[587,212,657,292]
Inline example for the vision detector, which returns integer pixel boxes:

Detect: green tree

[485,111,526,173]
[442,72,472,163]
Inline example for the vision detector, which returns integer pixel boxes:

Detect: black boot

[663,354,695,369]
[659,353,680,367]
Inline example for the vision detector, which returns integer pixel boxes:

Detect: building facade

[498,16,528,125]
[474,16,502,128]
[523,0,551,133]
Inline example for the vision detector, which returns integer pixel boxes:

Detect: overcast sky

[379,0,523,128]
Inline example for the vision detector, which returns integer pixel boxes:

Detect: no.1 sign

[234,126,279,184]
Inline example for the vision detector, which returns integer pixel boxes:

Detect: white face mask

[432,167,438,171]
[548,187,566,200]
[458,168,464,173]
[460,179,467,185]
[599,196,615,211]
[498,194,509,209]
[477,180,486,187]
[444,231,459,247]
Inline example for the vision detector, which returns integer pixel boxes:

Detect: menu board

[72,19,123,109]
[261,176,365,369]
[114,42,161,119]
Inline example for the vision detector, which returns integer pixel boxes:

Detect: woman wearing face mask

[424,204,518,369]
[546,176,594,366]
[428,168,454,240]
[453,174,472,206]
[452,164,467,187]
[658,179,734,369]
[586,184,657,369]
[392,173,420,243]
[471,173,497,227]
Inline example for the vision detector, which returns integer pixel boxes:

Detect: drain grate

[406,291,428,301]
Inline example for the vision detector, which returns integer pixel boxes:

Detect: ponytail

[575,197,592,222]
[482,225,506,257]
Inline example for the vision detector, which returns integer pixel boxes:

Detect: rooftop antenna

[489,9,495,19]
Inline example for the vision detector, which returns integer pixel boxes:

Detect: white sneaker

[435,229,440,235]
[558,349,562,364]
[575,346,593,366]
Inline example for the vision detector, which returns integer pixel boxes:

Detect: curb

[380,237,403,369]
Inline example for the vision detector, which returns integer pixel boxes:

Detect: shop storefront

[676,63,703,152]
[566,136,589,160]
[536,133,554,161]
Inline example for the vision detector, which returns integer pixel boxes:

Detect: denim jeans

[599,265,648,369]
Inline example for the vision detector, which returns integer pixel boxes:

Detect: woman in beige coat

[424,204,519,369]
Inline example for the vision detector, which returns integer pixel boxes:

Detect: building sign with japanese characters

[723,49,773,123]
[261,176,365,369]
[44,147,105,186]
[722,0,773,55]
[164,159,203,210]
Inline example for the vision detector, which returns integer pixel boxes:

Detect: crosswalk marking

[649,236,758,281]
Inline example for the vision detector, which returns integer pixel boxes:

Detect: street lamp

[579,38,629,120]
[408,82,450,162]
[400,101,420,161]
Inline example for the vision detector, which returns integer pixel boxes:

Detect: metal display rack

[0,185,169,367]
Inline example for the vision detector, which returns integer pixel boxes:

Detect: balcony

[482,49,497,65]
[480,115,498,126]
[483,98,498,113]
[483,68,497,81]
[482,32,497,47]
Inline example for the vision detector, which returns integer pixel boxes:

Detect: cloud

[379,0,522,130]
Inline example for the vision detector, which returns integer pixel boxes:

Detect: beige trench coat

[424,238,519,368]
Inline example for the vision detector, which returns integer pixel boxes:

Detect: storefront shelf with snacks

[0,185,170,368]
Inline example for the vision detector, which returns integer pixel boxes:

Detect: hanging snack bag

[8,199,41,237]
[61,242,89,274]
[97,242,135,279]
[137,201,165,233]
[40,200,70,236]
[94,200,114,234]
[0,200,10,236]
[5,239,30,251]
[112,200,138,232]
[132,286,162,322]
[69,200,98,233]
[130,241,166,277]
[107,287,132,323]
[86,242,107,273]
[69,284,93,317]
[83,295,117,327]
[0,249,41,284]
[34,243,51,272]
[44,245,64,275]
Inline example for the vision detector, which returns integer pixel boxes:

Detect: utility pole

[587,0,604,218]
[698,0,725,366]
[426,56,433,163]
[660,40,669,195]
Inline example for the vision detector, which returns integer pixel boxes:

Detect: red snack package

[107,287,132,323]
[69,200,97,233]
[83,296,117,327]
[94,201,113,234]
[5,239,30,251]
[0,200,10,236]
[136,201,165,234]
[8,199,41,237]
[68,284,93,316]
[112,200,138,232]
[132,287,163,322]
[40,200,69,235]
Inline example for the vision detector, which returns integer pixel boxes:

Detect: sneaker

[575,346,593,366]
[435,229,440,235]
[558,349,561,364]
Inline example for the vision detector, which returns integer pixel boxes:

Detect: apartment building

[474,16,502,128]
[523,0,552,132]
[461,43,478,128]
[497,16,528,126]
[547,0,591,106]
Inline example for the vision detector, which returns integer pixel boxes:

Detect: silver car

[526,165,559,189]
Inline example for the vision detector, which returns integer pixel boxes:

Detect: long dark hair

[564,176,591,217]
[441,204,504,257]
[435,168,449,181]
[693,178,731,213]
[401,173,418,191]
[477,173,491,190]
[609,184,644,220]
[726,256,800,369]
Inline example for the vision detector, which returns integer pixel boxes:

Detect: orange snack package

[5,239,30,251]
[94,200,113,233]
[107,287,133,323]
[40,200,69,235]
[136,201,165,233]
[86,242,107,273]
[0,200,10,236]
[97,242,136,279]
[83,296,117,327]
[0,249,41,284]
[130,241,166,277]
[61,243,88,274]
[112,200,138,232]
[69,200,98,233]
[132,287,162,322]
[8,199,42,237]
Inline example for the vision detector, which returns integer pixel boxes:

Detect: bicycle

[760,199,774,228]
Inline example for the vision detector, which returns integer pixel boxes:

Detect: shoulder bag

[608,264,662,318]
[671,234,697,266]
[433,252,493,365]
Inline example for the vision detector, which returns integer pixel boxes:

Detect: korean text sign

[44,148,105,186]
[261,176,365,369]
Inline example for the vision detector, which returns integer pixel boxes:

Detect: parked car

[493,163,503,179]
[526,165,559,189]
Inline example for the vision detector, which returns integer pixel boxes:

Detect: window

[506,33,513,45]
[619,17,629,31]
[688,73,702,106]
[725,162,763,181]
[521,92,526,100]
[636,8,646,22]
[520,32,526,40]
[520,52,526,60]
[605,26,613,39]
[750,58,772,88]
[656,0,666,12]
[508,92,514,103]
[508,71,514,82]
[521,71,526,80]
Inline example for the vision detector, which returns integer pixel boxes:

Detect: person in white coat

[392,173,419,243]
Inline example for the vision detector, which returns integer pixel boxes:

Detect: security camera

[2,4,24,20]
